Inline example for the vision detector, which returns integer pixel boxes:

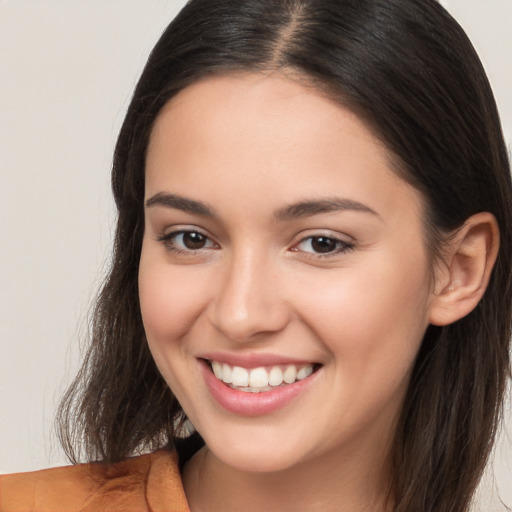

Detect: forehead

[149,72,384,157]
[145,72,423,225]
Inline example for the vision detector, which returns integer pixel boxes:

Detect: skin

[138,72,451,511]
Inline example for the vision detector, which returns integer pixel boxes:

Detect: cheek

[295,251,431,376]
[138,253,210,346]
[138,252,214,404]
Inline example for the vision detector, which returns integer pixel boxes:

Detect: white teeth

[268,366,284,386]
[231,366,249,387]
[222,363,233,384]
[210,361,316,392]
[212,361,223,379]
[249,367,269,387]
[283,365,297,384]
[297,364,313,380]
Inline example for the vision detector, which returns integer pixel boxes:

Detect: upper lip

[199,352,319,369]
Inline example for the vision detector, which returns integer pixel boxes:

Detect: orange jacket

[0,450,190,512]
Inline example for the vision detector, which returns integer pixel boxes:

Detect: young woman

[2,0,511,511]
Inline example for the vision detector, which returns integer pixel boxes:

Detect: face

[139,72,435,474]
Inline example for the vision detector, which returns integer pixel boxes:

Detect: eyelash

[157,230,217,255]
[157,230,355,258]
[291,235,355,258]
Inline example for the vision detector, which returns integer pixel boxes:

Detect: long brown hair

[58,1,512,510]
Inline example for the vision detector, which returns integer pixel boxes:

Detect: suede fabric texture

[0,450,189,512]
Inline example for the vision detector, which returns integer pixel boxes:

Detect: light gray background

[0,1,510,509]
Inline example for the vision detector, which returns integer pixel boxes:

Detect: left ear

[429,212,500,326]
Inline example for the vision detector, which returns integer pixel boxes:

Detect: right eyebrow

[274,197,380,222]
[145,192,215,217]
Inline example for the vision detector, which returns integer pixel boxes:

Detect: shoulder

[0,450,189,512]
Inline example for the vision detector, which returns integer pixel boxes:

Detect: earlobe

[429,212,500,326]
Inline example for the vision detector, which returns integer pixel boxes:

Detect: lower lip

[200,360,319,417]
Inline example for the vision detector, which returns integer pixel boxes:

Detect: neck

[183,433,393,512]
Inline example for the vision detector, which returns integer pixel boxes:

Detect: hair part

[57,1,512,510]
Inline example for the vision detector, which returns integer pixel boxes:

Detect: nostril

[207,302,291,343]
[206,267,291,342]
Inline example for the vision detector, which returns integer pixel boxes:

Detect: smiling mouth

[206,360,321,393]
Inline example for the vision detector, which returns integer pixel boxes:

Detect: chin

[211,444,305,474]
[195,422,317,474]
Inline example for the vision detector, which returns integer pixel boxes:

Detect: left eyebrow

[274,198,380,221]
[145,192,215,217]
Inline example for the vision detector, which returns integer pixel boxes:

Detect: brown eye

[293,235,354,256]
[182,231,208,249]
[158,230,216,253]
[310,236,337,253]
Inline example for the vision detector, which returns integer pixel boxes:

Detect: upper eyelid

[158,226,213,239]
[293,235,355,249]
[297,234,352,244]
[292,229,355,244]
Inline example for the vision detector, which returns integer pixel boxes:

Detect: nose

[207,249,291,343]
